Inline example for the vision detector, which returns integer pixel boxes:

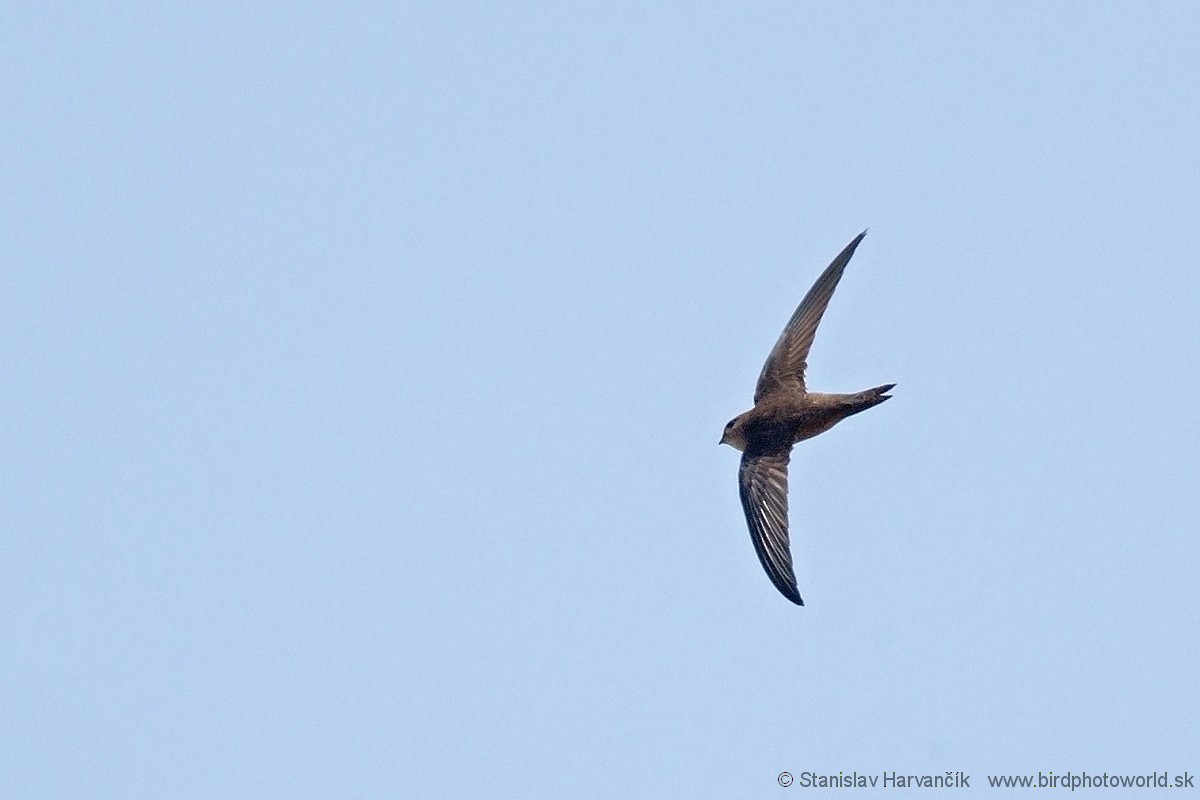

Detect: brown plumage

[720,231,894,605]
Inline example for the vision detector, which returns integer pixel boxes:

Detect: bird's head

[720,414,749,451]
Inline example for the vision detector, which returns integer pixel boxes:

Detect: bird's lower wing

[738,449,803,605]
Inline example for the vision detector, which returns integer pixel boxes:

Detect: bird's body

[720,231,893,606]
[721,390,891,452]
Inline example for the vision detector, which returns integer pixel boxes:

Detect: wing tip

[826,230,868,273]
[845,228,868,254]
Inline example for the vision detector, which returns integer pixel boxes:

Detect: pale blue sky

[3,3,1198,798]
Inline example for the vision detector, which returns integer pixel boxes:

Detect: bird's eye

[724,420,735,430]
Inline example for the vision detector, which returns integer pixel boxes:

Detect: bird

[720,231,894,605]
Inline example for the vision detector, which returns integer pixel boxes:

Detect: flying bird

[720,231,894,605]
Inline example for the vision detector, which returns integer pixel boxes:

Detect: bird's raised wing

[738,448,802,605]
[754,231,867,402]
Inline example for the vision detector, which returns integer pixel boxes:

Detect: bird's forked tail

[842,383,895,415]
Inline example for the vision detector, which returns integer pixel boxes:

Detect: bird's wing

[738,448,803,605]
[754,231,867,403]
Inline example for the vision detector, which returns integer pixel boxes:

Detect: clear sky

[3,3,1198,798]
